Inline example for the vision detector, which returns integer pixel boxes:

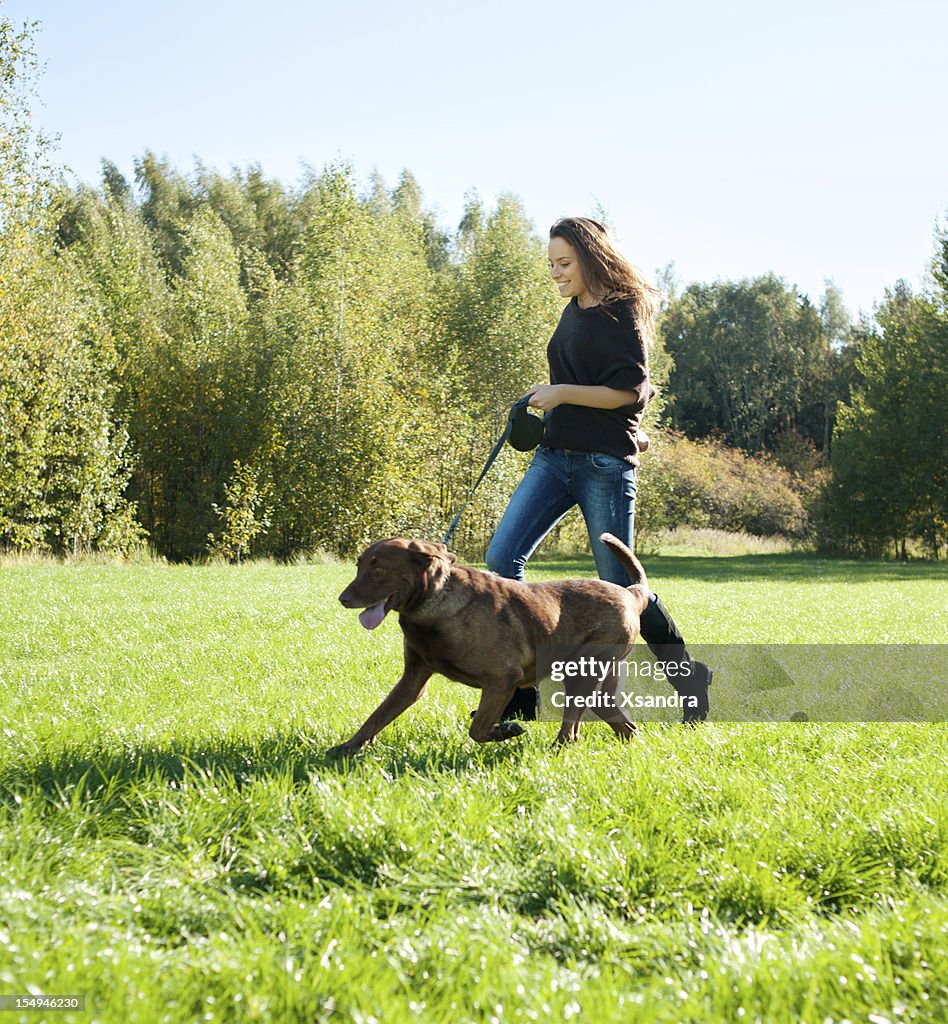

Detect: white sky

[10,0,948,317]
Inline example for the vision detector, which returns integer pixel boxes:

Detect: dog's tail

[599,532,648,591]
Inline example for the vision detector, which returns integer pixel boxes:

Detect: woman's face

[548,236,593,307]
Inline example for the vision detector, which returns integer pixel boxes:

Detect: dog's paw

[326,741,364,759]
[493,721,525,741]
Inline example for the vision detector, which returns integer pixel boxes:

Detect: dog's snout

[339,587,356,607]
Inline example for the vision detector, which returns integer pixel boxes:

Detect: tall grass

[1,555,946,1022]
[644,526,801,557]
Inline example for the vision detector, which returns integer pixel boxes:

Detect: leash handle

[441,397,534,545]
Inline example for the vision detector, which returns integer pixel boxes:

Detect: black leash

[442,396,538,545]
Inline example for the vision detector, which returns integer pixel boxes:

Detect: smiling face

[548,235,594,308]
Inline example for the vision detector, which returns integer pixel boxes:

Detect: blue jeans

[485,445,708,724]
[486,446,637,585]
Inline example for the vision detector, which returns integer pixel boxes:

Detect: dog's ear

[436,542,458,565]
[407,540,457,566]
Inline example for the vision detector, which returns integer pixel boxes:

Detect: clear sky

[9,0,947,317]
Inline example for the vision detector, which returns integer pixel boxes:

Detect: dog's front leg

[327,649,432,757]
[469,675,525,744]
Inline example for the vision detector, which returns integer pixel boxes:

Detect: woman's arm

[525,383,641,412]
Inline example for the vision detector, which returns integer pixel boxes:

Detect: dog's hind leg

[553,677,587,745]
[553,704,585,745]
[591,671,637,741]
[327,647,433,757]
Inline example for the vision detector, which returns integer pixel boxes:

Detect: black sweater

[542,297,655,465]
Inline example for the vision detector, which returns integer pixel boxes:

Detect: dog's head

[339,538,457,630]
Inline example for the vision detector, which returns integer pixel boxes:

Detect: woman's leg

[485,448,576,580]
[572,452,637,585]
[573,452,711,723]
[639,594,711,723]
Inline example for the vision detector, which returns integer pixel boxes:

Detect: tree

[812,282,852,451]
[150,206,257,558]
[0,239,143,554]
[207,460,272,563]
[661,275,827,452]
[197,162,301,278]
[134,151,197,279]
[258,164,441,555]
[391,169,451,271]
[825,269,946,558]
[439,193,559,416]
[0,15,53,231]
[0,16,141,555]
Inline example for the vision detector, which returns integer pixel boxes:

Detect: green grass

[1,554,946,1023]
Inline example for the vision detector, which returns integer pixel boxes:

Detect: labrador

[328,532,649,755]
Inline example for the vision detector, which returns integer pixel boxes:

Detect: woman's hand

[525,384,565,411]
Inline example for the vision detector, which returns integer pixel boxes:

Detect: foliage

[437,192,558,415]
[0,16,142,556]
[636,431,813,543]
[0,14,53,230]
[823,262,947,558]
[0,235,143,554]
[208,459,272,563]
[661,274,836,452]
[258,164,439,556]
[35,155,567,561]
[1,14,942,560]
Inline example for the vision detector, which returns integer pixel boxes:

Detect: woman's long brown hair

[550,217,662,345]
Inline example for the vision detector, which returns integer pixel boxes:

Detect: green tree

[391,169,451,271]
[812,281,852,451]
[207,460,272,563]
[152,207,257,557]
[0,15,54,231]
[259,165,439,555]
[662,275,827,452]
[134,151,197,279]
[58,176,185,547]
[439,193,558,415]
[0,237,143,554]
[0,16,141,555]
[826,270,946,558]
[197,162,301,277]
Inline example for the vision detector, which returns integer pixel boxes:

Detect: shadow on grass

[0,729,532,805]
[522,551,948,584]
[0,731,536,904]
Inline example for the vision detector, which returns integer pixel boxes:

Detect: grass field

[1,552,947,1023]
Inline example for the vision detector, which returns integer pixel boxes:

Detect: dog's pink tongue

[358,602,388,630]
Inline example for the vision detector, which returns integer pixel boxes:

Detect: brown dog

[328,532,651,755]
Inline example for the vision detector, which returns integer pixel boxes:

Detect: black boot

[639,593,711,724]
[500,687,539,722]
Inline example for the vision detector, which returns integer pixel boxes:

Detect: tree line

[4,143,564,559]
[661,263,946,558]
[0,18,944,560]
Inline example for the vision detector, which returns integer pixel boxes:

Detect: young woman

[485,217,710,724]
